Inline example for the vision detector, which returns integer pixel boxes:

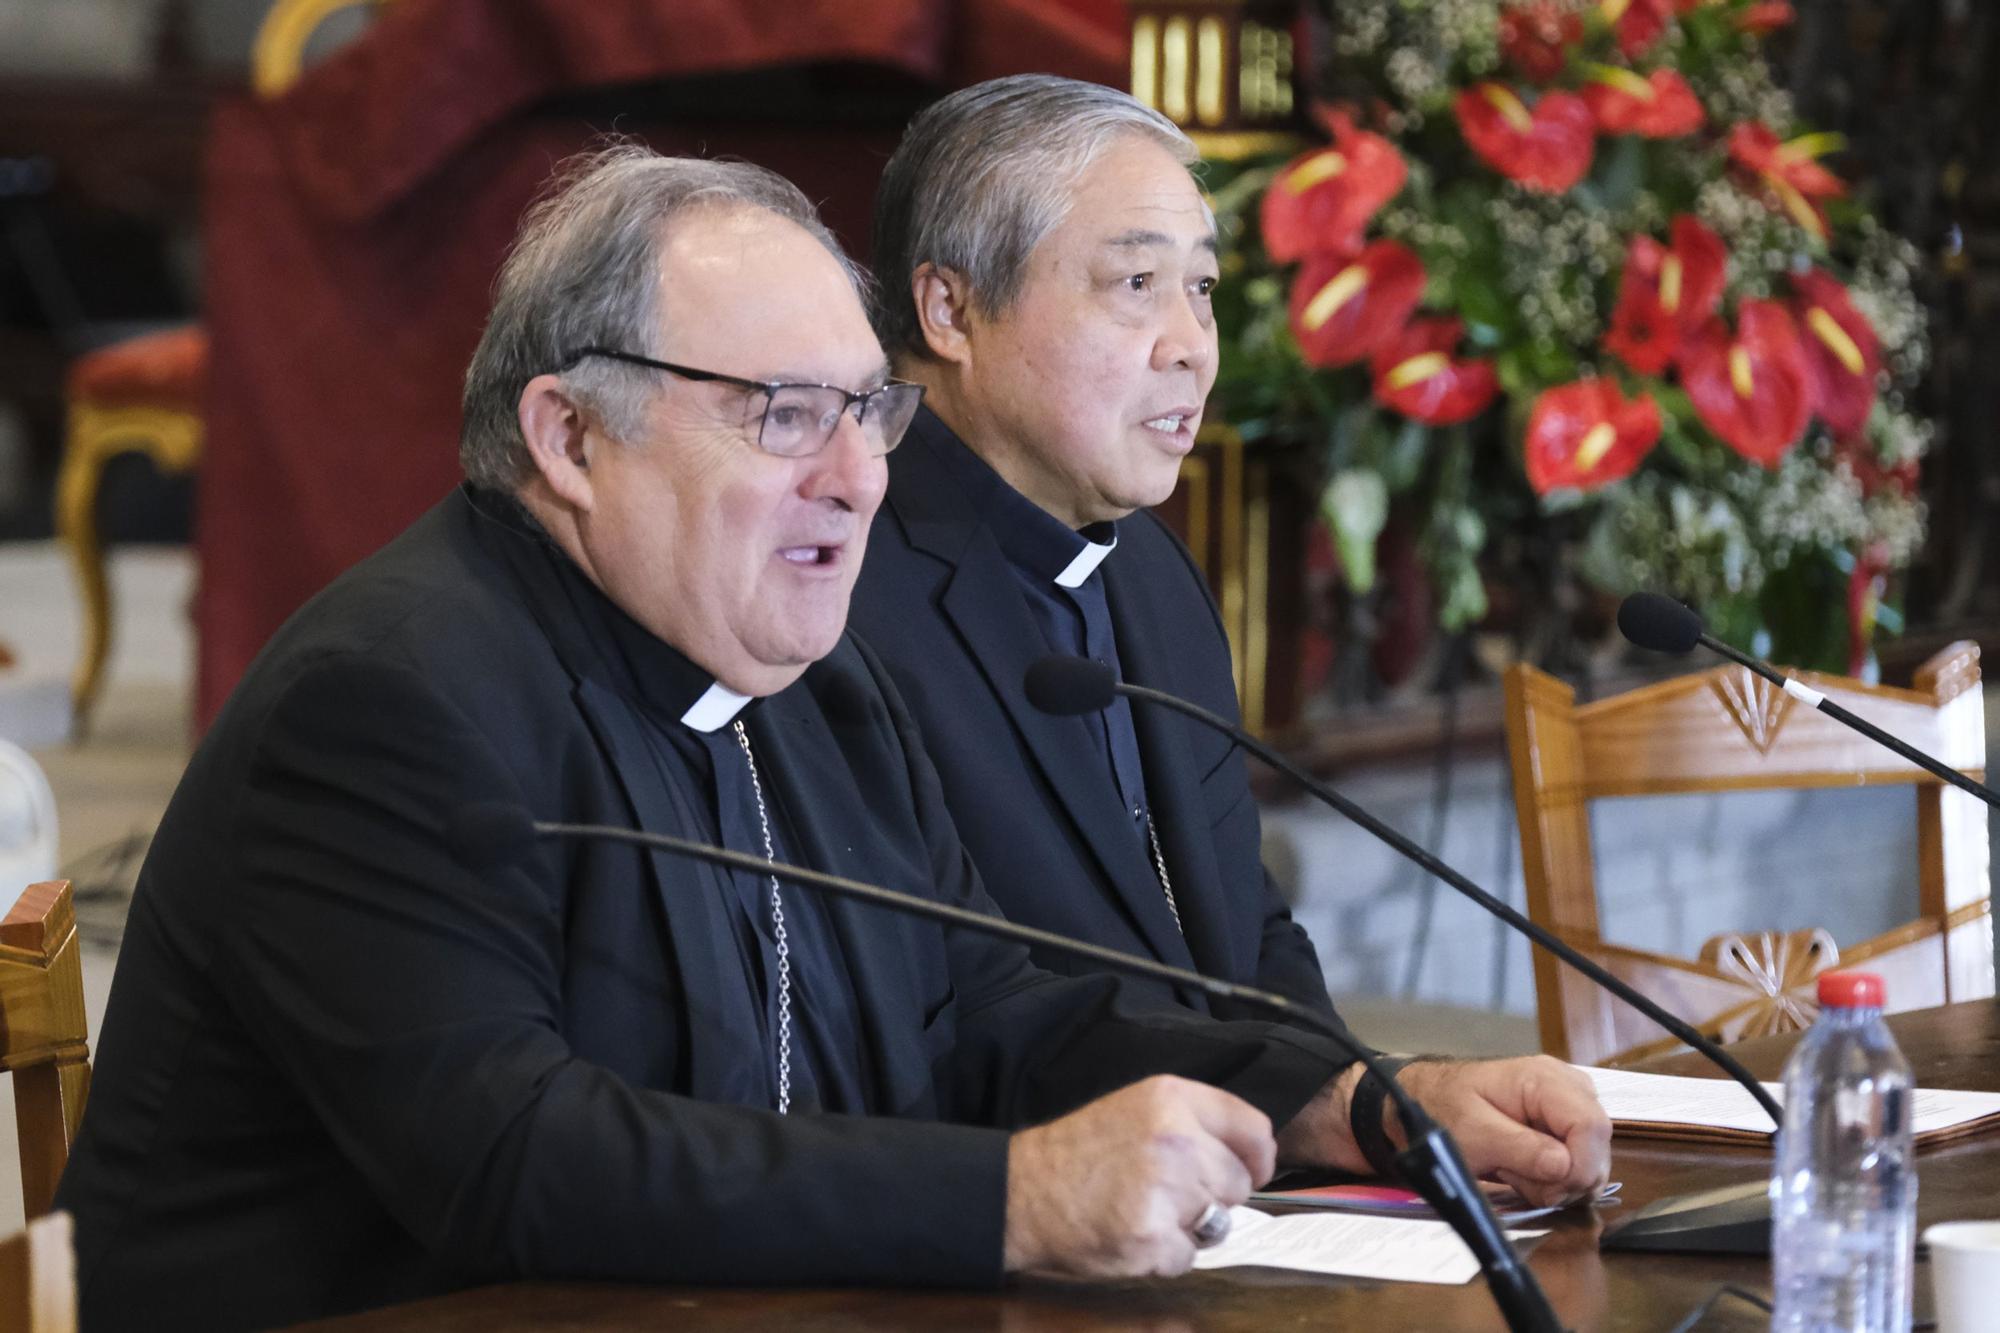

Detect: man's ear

[517,374,595,512]
[911,262,976,367]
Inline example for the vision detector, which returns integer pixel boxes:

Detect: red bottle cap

[1817,971,1885,1008]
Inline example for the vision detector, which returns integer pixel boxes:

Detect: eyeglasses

[559,347,924,458]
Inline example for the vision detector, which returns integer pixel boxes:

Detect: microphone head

[445,801,538,870]
[1024,655,1117,717]
[1617,592,1704,655]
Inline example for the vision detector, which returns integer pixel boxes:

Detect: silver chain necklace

[1144,811,1183,935]
[731,719,794,1114]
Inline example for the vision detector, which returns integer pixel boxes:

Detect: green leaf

[1703,592,1765,656]
[1592,135,1648,212]
[1326,401,1378,471]
[1381,418,1432,493]
[1495,347,1535,398]
[1756,555,1853,672]
[1657,414,1710,472]
[1206,163,1282,220]
[1526,338,1580,383]
[1651,383,1697,429]
[1455,271,1514,333]
[1428,536,1490,630]
[1321,470,1389,593]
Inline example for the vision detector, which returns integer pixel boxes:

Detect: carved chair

[1504,645,1994,1066]
[57,0,390,736]
[0,882,90,1220]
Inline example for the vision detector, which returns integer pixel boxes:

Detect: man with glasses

[55,147,1586,1331]
[852,74,1607,1212]
[553,346,925,462]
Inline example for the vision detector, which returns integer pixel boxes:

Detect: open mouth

[1140,409,1200,450]
[778,545,841,567]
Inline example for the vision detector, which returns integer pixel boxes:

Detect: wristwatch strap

[1348,1055,1419,1181]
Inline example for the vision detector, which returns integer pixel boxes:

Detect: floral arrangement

[1208,0,1931,675]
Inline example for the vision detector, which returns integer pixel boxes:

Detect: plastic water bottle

[1771,971,1917,1331]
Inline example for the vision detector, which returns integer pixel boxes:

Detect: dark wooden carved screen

[1777,1,2000,652]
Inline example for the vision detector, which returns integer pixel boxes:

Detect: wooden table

[300,1000,2000,1332]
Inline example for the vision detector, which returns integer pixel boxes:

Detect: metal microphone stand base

[1599,1180,1771,1254]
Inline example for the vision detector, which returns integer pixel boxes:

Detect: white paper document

[1582,1065,1786,1134]
[1581,1064,2000,1140]
[1191,1207,1547,1284]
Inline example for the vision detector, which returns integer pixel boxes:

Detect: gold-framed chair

[56,332,206,735]
[57,0,391,737]
[0,882,90,1221]
[1504,644,1994,1067]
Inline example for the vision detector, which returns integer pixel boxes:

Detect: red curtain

[196,0,1123,725]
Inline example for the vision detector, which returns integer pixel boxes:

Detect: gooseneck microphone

[1618,591,2000,809]
[1023,654,1786,1132]
[448,801,1565,1333]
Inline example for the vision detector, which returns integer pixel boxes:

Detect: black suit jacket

[55,487,1343,1331]
[849,412,1335,1021]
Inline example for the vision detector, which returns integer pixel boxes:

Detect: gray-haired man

[851,74,1609,1208]
[54,145,1486,1329]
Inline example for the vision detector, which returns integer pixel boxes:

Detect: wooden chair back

[1504,645,1994,1066]
[0,1211,76,1333]
[0,884,90,1219]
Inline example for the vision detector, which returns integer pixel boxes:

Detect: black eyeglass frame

[558,346,924,457]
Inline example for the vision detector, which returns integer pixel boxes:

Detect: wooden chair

[0,1211,76,1333]
[57,0,390,737]
[1504,645,1994,1066]
[0,884,90,1220]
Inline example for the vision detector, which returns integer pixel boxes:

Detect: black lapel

[570,678,768,1108]
[1102,541,1239,981]
[459,495,770,1107]
[889,429,1195,972]
[747,669,944,1118]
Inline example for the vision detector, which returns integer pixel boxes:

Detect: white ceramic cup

[1925,1220,2000,1333]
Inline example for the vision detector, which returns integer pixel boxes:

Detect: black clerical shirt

[508,495,872,1114]
[930,433,1153,836]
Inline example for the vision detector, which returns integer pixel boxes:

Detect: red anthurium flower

[1581,65,1706,138]
[1727,122,1847,242]
[1288,240,1427,368]
[1603,214,1729,374]
[1261,120,1408,263]
[1525,379,1663,494]
[1500,2,1583,82]
[1788,268,1882,439]
[1369,318,1501,425]
[1601,0,1674,57]
[1681,300,1815,465]
[1455,84,1596,194]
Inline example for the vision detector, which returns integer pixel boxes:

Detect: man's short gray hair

[460,145,867,491]
[870,74,1198,361]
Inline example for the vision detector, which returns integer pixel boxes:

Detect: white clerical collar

[679,680,754,732]
[1053,533,1118,589]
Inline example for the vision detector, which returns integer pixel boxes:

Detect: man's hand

[1392,1057,1610,1206]
[1004,1075,1276,1279]
[1276,1055,1611,1208]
